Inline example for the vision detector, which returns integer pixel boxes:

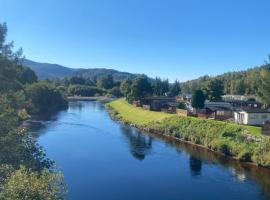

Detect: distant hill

[23,59,141,81]
[72,68,138,81]
[23,59,75,79]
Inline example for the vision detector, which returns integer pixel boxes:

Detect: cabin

[203,102,233,120]
[234,109,270,125]
[141,97,176,111]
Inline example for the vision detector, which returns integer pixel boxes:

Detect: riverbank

[106,98,270,168]
[67,96,116,102]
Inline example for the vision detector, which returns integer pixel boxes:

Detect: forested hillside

[180,63,270,98]
[23,59,75,79]
[24,59,141,81]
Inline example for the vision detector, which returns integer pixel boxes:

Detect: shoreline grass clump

[106,98,270,168]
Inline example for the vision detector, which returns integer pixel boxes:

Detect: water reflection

[230,168,246,182]
[30,101,270,200]
[120,125,152,160]
[151,135,270,199]
[69,100,105,111]
[189,156,202,176]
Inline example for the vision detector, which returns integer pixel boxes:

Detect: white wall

[234,112,270,125]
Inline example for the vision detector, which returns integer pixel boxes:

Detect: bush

[25,82,68,114]
[0,166,66,200]
[68,85,104,97]
[108,87,122,97]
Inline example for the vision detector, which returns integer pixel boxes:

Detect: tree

[68,85,104,97]
[0,22,66,199]
[0,166,66,200]
[130,75,152,100]
[97,74,114,89]
[204,78,224,101]
[18,66,37,84]
[168,80,181,97]
[152,77,169,96]
[108,86,122,97]
[120,79,132,98]
[152,77,162,96]
[69,76,85,85]
[258,66,270,105]
[191,90,205,109]
[25,82,68,114]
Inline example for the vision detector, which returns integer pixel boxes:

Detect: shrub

[0,166,66,200]
[68,85,104,97]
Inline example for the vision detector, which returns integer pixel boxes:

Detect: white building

[234,109,270,125]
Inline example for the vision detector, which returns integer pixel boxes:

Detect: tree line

[180,62,270,105]
[0,22,66,199]
[52,60,270,107]
[49,73,181,102]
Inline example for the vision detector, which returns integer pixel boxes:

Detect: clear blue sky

[1,0,270,81]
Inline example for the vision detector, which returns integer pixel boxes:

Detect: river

[27,101,270,200]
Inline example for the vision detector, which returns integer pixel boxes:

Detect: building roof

[236,109,270,114]
[205,102,233,111]
[144,96,176,101]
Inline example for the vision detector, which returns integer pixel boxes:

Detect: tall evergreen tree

[191,90,205,109]
[169,80,181,96]
[203,79,224,101]
[259,66,270,105]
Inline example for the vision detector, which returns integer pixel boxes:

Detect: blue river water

[29,101,270,200]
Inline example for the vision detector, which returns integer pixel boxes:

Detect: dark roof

[144,96,175,101]
[237,109,270,113]
[225,99,262,104]
[206,106,231,111]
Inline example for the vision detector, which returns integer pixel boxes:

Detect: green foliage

[0,22,66,199]
[130,75,152,101]
[152,77,169,96]
[191,90,205,109]
[180,63,270,104]
[97,74,114,89]
[120,79,132,98]
[108,86,122,97]
[168,80,181,97]
[25,82,68,115]
[69,76,86,85]
[68,84,104,97]
[203,78,224,101]
[0,166,66,200]
[18,66,37,84]
[258,66,270,105]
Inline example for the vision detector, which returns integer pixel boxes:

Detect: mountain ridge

[23,59,141,81]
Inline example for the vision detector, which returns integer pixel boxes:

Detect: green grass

[107,98,261,135]
[240,125,262,136]
[106,98,270,168]
[107,98,174,125]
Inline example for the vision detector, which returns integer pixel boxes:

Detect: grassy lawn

[107,98,270,167]
[241,125,262,136]
[107,98,175,125]
[107,98,261,135]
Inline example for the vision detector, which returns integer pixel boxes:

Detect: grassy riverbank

[106,98,270,168]
[107,98,174,125]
